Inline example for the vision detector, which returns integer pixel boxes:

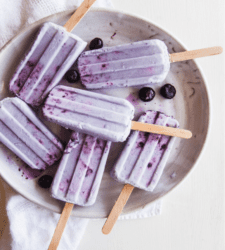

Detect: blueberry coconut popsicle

[0,97,63,170]
[78,39,222,89]
[9,0,97,106]
[42,85,192,142]
[48,131,111,249]
[42,85,135,142]
[51,132,111,206]
[102,110,179,234]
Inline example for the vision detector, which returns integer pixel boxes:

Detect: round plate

[0,8,210,218]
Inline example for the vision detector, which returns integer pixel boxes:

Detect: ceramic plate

[0,8,210,218]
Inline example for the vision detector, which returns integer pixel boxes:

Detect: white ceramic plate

[0,8,210,218]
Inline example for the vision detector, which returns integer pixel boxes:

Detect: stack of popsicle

[1,0,223,248]
[39,84,191,249]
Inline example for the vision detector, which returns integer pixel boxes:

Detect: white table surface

[0,0,224,249]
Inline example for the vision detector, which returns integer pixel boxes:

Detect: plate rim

[0,7,211,218]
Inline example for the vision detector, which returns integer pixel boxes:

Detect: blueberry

[38,175,53,189]
[65,70,80,83]
[89,38,103,50]
[160,84,176,99]
[138,87,155,102]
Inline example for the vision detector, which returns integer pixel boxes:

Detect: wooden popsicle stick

[48,203,74,250]
[131,121,192,139]
[169,46,223,63]
[64,0,96,32]
[102,184,134,235]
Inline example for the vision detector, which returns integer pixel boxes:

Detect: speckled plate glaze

[0,8,210,218]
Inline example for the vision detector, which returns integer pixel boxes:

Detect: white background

[0,0,224,249]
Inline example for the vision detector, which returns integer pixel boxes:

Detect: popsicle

[42,85,134,142]
[42,85,192,142]
[102,110,179,234]
[9,0,97,106]
[51,131,111,206]
[48,131,111,249]
[0,97,63,170]
[78,39,223,89]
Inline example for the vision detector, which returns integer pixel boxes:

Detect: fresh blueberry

[38,175,53,189]
[65,69,80,83]
[138,87,155,102]
[160,84,176,99]
[89,38,103,50]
